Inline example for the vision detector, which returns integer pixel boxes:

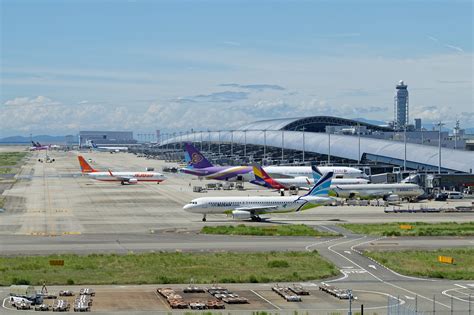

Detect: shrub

[66,279,74,285]
[249,275,258,283]
[12,278,30,285]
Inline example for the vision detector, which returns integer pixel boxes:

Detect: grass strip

[365,248,474,280]
[0,251,338,286]
[0,168,13,174]
[340,222,474,236]
[201,224,339,237]
[0,152,28,167]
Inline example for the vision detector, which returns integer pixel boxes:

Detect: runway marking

[442,288,471,303]
[454,284,467,289]
[250,290,281,310]
[405,295,414,300]
[327,236,451,309]
[2,297,16,311]
[368,264,377,270]
[344,250,351,254]
[350,237,437,282]
[453,289,472,297]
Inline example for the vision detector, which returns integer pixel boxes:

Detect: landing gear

[202,215,207,222]
[251,215,262,222]
[121,181,125,185]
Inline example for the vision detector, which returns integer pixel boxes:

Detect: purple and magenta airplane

[180,143,254,181]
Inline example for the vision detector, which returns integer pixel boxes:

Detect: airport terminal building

[161,116,474,175]
[79,131,137,146]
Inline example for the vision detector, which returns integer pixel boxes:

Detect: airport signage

[399,224,413,230]
[438,256,454,264]
[49,259,64,266]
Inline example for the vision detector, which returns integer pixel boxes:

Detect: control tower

[394,80,409,129]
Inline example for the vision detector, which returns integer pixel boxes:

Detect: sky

[0,0,473,137]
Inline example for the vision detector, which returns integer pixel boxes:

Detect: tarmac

[0,148,473,314]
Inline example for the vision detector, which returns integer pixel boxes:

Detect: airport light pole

[208,129,211,152]
[437,121,444,174]
[302,127,306,163]
[230,130,234,156]
[454,119,460,150]
[328,131,331,164]
[281,130,285,162]
[357,123,361,165]
[263,129,267,162]
[218,130,221,156]
[244,130,247,159]
[200,131,203,151]
[347,289,353,315]
[403,124,407,172]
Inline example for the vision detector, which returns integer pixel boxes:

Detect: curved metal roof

[237,117,301,131]
[237,116,392,132]
[165,130,474,173]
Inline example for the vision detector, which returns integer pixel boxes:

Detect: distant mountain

[0,135,67,144]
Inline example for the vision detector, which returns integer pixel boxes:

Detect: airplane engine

[128,178,138,184]
[384,194,400,202]
[232,210,252,220]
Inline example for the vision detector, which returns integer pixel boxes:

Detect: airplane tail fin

[305,167,333,197]
[78,156,97,173]
[31,141,37,147]
[252,163,271,182]
[90,141,98,149]
[184,143,213,169]
[311,165,323,181]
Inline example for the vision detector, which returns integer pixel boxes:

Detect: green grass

[365,248,474,280]
[0,168,13,174]
[340,222,474,237]
[0,251,339,286]
[0,196,4,208]
[0,152,28,167]
[201,224,339,237]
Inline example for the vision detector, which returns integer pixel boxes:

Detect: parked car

[434,193,448,201]
[447,191,463,199]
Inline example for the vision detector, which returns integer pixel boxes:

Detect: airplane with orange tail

[78,155,166,185]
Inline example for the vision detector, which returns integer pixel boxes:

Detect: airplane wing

[108,170,137,183]
[234,206,278,213]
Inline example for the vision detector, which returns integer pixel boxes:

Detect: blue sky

[1,0,472,136]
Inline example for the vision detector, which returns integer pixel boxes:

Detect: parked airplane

[180,143,254,181]
[183,167,334,222]
[331,182,424,201]
[181,143,363,181]
[251,164,369,190]
[77,156,166,185]
[29,141,49,151]
[88,141,128,153]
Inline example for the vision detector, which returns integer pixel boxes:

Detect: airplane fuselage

[87,171,165,182]
[180,165,363,182]
[183,195,332,215]
[333,183,424,198]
